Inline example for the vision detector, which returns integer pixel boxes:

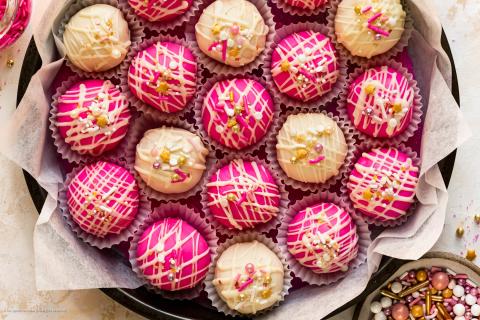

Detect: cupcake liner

[124,113,214,202]
[326,0,414,66]
[119,34,202,119]
[57,0,145,79]
[193,73,280,156]
[277,191,370,286]
[266,109,357,192]
[270,0,331,17]
[204,232,292,317]
[263,22,348,111]
[128,202,219,300]
[340,141,421,227]
[49,75,133,164]
[118,0,202,34]
[337,58,423,146]
[184,0,276,76]
[58,158,150,249]
[200,153,289,238]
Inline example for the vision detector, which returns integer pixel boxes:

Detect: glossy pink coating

[127,0,193,22]
[0,0,31,49]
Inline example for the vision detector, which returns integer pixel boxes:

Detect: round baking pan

[17,28,460,320]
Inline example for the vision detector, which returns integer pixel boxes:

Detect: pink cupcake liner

[193,73,280,156]
[49,75,133,164]
[277,191,370,286]
[119,34,202,119]
[124,113,214,202]
[326,0,414,66]
[266,109,357,192]
[184,0,276,76]
[58,158,150,249]
[339,141,421,228]
[118,0,203,34]
[200,153,289,238]
[270,0,331,17]
[337,58,423,146]
[56,0,145,80]
[263,22,348,111]
[204,232,292,317]
[128,202,219,300]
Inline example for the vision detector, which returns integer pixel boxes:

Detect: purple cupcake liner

[270,0,331,17]
[204,232,292,317]
[128,202,219,300]
[263,22,348,110]
[58,158,150,249]
[277,191,370,286]
[200,153,289,238]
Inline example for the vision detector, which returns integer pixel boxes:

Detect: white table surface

[0,0,478,319]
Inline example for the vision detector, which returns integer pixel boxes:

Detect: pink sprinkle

[455,274,468,279]
[173,169,188,183]
[368,12,382,24]
[368,25,390,37]
[242,96,250,115]
[431,267,442,272]
[309,155,325,164]
[361,5,372,13]
[236,193,248,206]
[299,68,316,82]
[237,278,254,292]
[230,24,240,35]
[236,115,248,128]
[222,40,228,62]
[409,297,421,307]
[208,41,220,51]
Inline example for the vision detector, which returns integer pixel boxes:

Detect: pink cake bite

[287,202,358,274]
[270,31,339,102]
[56,79,131,157]
[202,78,275,150]
[283,0,329,10]
[128,41,197,113]
[348,147,419,223]
[136,217,211,291]
[66,161,139,238]
[347,66,415,138]
[206,159,281,230]
[128,0,193,22]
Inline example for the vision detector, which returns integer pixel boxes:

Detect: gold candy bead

[6,59,14,68]
[239,293,246,301]
[354,5,361,14]
[171,173,180,182]
[411,304,423,318]
[226,193,236,201]
[456,226,465,238]
[178,156,187,166]
[260,288,272,299]
[363,189,373,200]
[393,103,403,113]
[160,149,171,163]
[466,249,477,261]
[295,148,308,159]
[364,84,376,95]
[280,61,290,72]
[442,288,453,298]
[156,81,169,93]
[474,214,480,224]
[263,274,272,285]
[416,270,428,282]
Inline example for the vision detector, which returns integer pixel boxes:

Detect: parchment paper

[0,0,472,318]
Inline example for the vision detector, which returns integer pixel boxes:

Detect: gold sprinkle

[442,288,452,298]
[227,118,238,128]
[232,124,240,133]
[354,5,362,14]
[234,104,244,114]
[290,156,297,164]
[280,60,290,72]
[364,84,376,95]
[229,47,239,57]
[160,149,171,163]
[171,173,180,182]
[6,59,14,68]
[178,156,187,166]
[96,115,108,128]
[229,91,234,102]
[466,249,477,261]
[212,23,221,35]
[295,148,308,159]
[392,103,403,113]
[106,19,113,28]
[456,226,464,238]
[226,193,236,201]
[260,288,272,299]
[239,293,246,301]
[474,214,480,224]
[156,81,169,94]
[363,189,373,200]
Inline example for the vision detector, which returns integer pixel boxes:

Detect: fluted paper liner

[205,232,292,317]
[270,0,331,16]
[200,153,289,237]
[56,0,145,79]
[128,202,218,300]
[58,159,150,249]
[266,109,357,192]
[277,191,370,286]
[337,58,423,146]
[263,22,348,111]
[185,0,276,76]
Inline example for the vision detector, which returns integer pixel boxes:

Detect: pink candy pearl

[432,272,450,290]
[314,144,323,152]
[230,24,240,35]
[236,37,244,46]
[391,303,409,320]
[471,288,478,296]
[477,297,480,304]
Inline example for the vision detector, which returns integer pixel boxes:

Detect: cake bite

[276,113,348,184]
[347,66,415,138]
[206,159,281,230]
[334,0,406,58]
[55,79,131,157]
[134,127,208,194]
[66,161,139,238]
[195,0,269,67]
[128,41,197,113]
[128,0,193,22]
[63,4,131,72]
[270,31,339,102]
[213,241,284,314]
[348,147,419,223]
[201,78,275,150]
[287,202,359,274]
[136,218,211,291]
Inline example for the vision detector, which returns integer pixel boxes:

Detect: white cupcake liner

[119,34,202,119]
[266,109,357,192]
[128,202,219,300]
[56,0,145,79]
[124,113,214,202]
[49,75,133,164]
[185,0,276,76]
[193,73,280,156]
[204,232,293,317]
[200,153,289,238]
[263,22,348,111]
[340,141,421,227]
[326,0,414,66]
[337,58,423,146]
[270,0,331,17]
[58,159,150,249]
[277,191,370,286]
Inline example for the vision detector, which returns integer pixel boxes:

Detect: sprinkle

[236,193,248,206]
[230,24,240,35]
[172,169,188,183]
[221,40,228,61]
[309,155,325,164]
[212,23,221,35]
[361,5,372,13]
[368,25,390,37]
[295,148,309,159]
[298,68,316,82]
[364,84,376,95]
[242,96,250,113]
[229,91,235,102]
[226,193,236,201]
[474,214,480,224]
[237,278,254,292]
[156,81,169,94]
[6,59,14,68]
[368,12,382,24]
[236,115,248,128]
[466,249,477,261]
[456,226,464,238]
[169,61,178,70]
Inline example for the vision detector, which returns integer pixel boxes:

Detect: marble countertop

[0,0,478,319]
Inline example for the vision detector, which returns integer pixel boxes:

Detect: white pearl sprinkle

[380,297,392,308]
[370,301,382,314]
[466,294,477,306]
[374,312,386,320]
[453,303,466,316]
[471,304,480,316]
[453,285,465,298]
[169,62,178,70]
[391,282,402,294]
